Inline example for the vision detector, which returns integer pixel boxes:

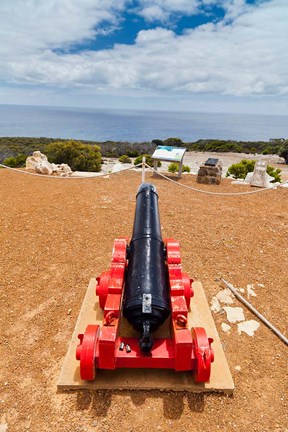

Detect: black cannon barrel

[122,183,170,352]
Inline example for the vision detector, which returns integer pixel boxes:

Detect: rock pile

[196,159,223,185]
[26,151,72,176]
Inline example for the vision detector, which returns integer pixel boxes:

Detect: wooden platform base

[57,279,234,393]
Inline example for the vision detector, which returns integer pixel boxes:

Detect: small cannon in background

[76,183,214,382]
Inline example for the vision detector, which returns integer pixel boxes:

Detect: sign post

[151,146,187,178]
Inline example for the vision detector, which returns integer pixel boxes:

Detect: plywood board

[57,279,234,393]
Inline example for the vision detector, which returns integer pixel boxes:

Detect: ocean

[0,104,287,142]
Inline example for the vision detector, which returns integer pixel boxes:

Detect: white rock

[210,296,221,313]
[52,163,73,176]
[0,425,8,432]
[247,284,257,298]
[26,151,72,176]
[250,160,268,187]
[216,288,234,304]
[35,161,53,175]
[223,306,245,323]
[221,323,231,333]
[235,365,241,371]
[237,320,260,336]
[26,150,48,169]
[243,161,277,188]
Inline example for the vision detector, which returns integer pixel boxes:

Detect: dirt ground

[0,161,287,432]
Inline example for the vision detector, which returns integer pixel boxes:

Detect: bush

[266,166,282,183]
[119,155,132,164]
[126,150,139,158]
[134,154,161,168]
[168,162,190,173]
[279,141,288,163]
[3,153,27,168]
[183,165,190,173]
[227,159,282,183]
[151,139,163,146]
[45,140,101,172]
[163,137,184,147]
[226,159,255,179]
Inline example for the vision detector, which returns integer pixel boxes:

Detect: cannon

[123,183,170,352]
[76,183,214,382]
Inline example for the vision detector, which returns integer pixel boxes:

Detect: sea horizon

[0,103,287,143]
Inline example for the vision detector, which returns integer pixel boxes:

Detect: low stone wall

[196,163,223,185]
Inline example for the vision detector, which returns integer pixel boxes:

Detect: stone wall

[196,162,223,185]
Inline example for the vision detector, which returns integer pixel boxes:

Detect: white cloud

[0,0,128,55]
[132,0,255,23]
[0,0,288,112]
[137,5,169,22]
[134,0,200,21]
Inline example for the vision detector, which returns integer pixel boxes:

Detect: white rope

[0,161,283,196]
[145,164,281,196]
[0,163,142,179]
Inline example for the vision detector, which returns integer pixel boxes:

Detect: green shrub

[3,153,27,168]
[45,140,101,172]
[168,162,178,173]
[134,154,161,168]
[168,162,190,173]
[279,141,288,163]
[119,155,132,164]
[151,139,163,146]
[227,159,282,182]
[226,159,255,179]
[163,137,184,147]
[266,166,282,183]
[126,150,139,158]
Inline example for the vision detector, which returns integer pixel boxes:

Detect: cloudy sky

[0,0,287,114]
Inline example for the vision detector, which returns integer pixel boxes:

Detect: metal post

[178,161,183,179]
[142,156,146,183]
[153,159,158,177]
[221,278,288,346]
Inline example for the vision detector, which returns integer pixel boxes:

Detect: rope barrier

[145,164,281,196]
[0,162,142,179]
[0,160,285,197]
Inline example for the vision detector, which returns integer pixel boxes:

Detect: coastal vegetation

[279,141,288,163]
[0,136,287,168]
[3,153,27,168]
[226,159,282,182]
[118,155,132,163]
[45,140,101,172]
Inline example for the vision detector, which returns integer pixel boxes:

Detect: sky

[0,0,288,114]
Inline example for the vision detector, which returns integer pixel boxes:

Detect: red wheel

[182,273,193,308]
[192,327,214,383]
[76,325,99,381]
[96,271,110,309]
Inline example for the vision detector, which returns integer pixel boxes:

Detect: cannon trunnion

[76,183,214,383]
